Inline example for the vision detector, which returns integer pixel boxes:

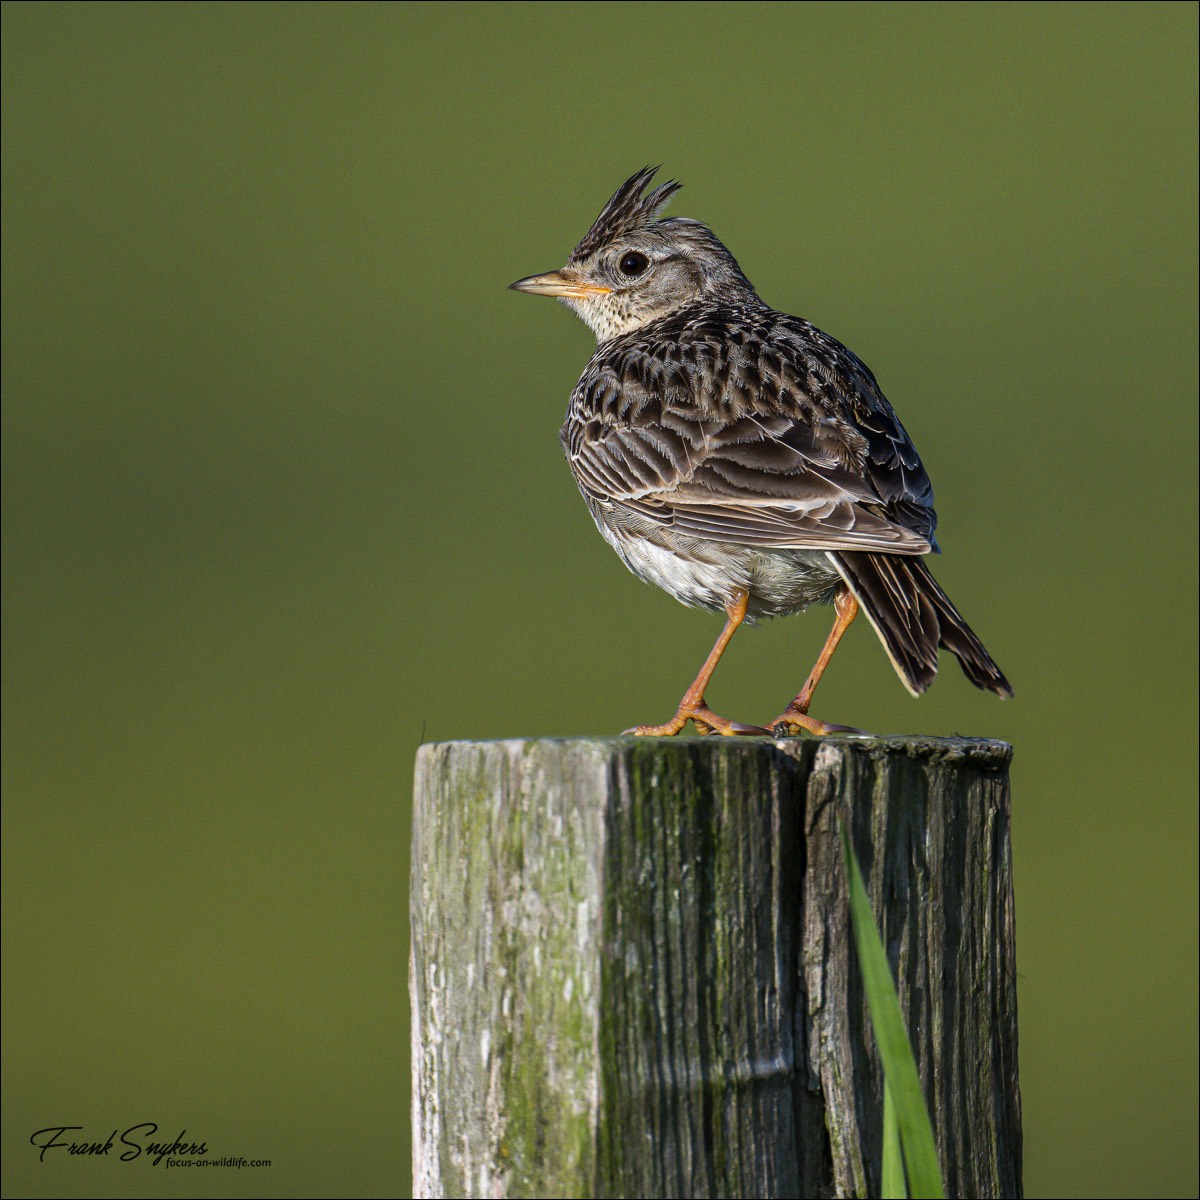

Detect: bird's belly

[591,510,841,621]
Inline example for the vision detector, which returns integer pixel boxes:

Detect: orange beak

[508,269,612,299]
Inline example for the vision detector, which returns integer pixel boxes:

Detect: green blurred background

[3,3,1196,1196]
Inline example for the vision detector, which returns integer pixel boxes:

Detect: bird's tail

[830,550,1013,699]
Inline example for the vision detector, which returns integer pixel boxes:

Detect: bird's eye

[618,251,650,277]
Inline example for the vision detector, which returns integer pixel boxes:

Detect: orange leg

[627,591,769,737]
[770,588,868,737]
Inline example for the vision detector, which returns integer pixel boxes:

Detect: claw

[625,702,769,737]
[769,708,871,738]
[720,719,773,736]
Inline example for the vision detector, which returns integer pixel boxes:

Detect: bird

[510,167,1012,737]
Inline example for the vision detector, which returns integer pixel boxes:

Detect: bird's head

[510,166,757,341]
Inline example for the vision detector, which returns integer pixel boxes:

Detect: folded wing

[563,335,936,554]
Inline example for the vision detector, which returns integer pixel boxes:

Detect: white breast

[590,508,841,621]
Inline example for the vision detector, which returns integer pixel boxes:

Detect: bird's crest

[569,166,682,262]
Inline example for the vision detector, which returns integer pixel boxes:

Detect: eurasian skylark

[511,167,1012,736]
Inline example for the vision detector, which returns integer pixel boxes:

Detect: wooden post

[411,737,1020,1199]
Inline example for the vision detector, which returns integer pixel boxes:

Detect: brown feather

[832,551,1013,698]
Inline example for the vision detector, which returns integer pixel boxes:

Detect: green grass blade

[882,1078,907,1198]
[839,821,945,1200]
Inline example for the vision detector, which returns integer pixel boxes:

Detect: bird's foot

[625,700,769,737]
[769,704,871,738]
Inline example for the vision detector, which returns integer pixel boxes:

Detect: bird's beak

[508,269,612,299]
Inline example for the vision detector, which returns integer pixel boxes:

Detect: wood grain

[411,737,1020,1199]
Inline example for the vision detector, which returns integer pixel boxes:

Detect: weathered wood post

[411,736,1020,1199]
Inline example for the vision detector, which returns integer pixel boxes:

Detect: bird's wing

[562,318,936,554]
[792,317,939,547]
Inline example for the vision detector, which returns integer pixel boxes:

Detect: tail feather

[831,551,1013,699]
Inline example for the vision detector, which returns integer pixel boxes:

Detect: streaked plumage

[511,167,1011,735]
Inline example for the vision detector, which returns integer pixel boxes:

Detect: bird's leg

[626,591,768,737]
[792,589,858,714]
[771,588,868,736]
